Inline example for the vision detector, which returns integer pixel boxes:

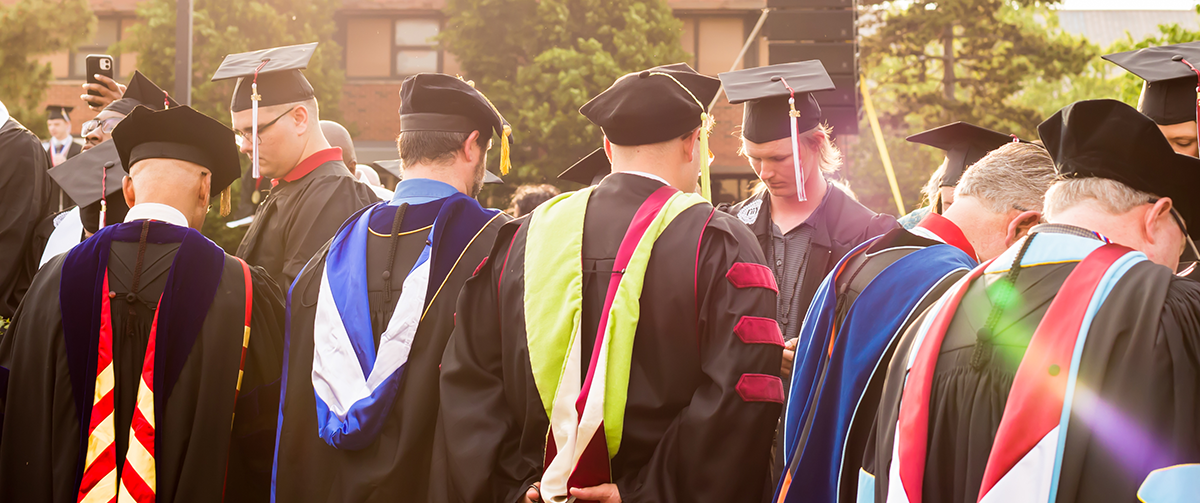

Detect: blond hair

[739,123,842,175]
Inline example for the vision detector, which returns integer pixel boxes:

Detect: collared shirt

[1030,223,1106,242]
[616,171,670,186]
[273,147,344,186]
[768,183,833,340]
[913,212,978,260]
[390,177,460,206]
[124,202,189,228]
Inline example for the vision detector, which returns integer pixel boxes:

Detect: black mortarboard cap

[398,73,514,174]
[580,63,720,146]
[368,158,504,185]
[1103,42,1200,126]
[47,141,129,233]
[719,60,836,143]
[111,105,242,198]
[1038,99,1200,239]
[557,148,610,186]
[46,105,73,122]
[212,42,318,112]
[907,122,1016,187]
[105,71,178,116]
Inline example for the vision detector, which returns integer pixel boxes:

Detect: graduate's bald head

[123,158,213,230]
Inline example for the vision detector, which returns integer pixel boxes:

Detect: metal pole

[174,0,192,105]
[706,8,770,112]
[859,75,906,215]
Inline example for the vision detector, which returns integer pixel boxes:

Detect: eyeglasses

[1148,197,1199,276]
[234,106,296,148]
[81,117,123,136]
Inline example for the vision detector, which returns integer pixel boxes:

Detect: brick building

[39,0,768,201]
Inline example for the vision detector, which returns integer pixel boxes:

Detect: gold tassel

[500,124,512,175]
[220,186,232,217]
[699,112,712,202]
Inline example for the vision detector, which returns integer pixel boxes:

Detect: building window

[71,17,123,78]
[344,16,441,79]
[394,19,439,76]
[677,15,757,76]
[712,175,759,205]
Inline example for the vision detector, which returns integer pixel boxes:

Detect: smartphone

[86,55,114,97]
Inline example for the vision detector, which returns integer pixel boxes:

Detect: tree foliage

[119,0,344,250]
[0,0,94,136]
[440,0,688,188]
[846,0,1098,214]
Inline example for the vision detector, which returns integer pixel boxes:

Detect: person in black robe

[0,99,57,336]
[213,43,380,286]
[716,60,898,483]
[436,64,783,503]
[775,140,1054,503]
[865,99,1200,503]
[30,71,180,270]
[0,105,286,502]
[273,73,512,502]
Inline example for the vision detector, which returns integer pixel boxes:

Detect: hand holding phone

[81,55,124,111]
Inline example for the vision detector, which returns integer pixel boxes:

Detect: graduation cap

[718,60,836,202]
[557,147,610,186]
[1038,99,1200,244]
[46,105,73,122]
[111,105,242,216]
[398,73,514,176]
[105,71,178,116]
[368,158,504,185]
[907,122,1018,187]
[212,42,318,178]
[579,63,719,198]
[1103,42,1200,126]
[47,140,128,233]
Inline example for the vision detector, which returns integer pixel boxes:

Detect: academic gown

[235,156,380,287]
[865,231,1200,503]
[777,226,975,503]
[724,184,898,484]
[0,118,57,328]
[436,173,784,503]
[273,192,508,503]
[0,221,287,503]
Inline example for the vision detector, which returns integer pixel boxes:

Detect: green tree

[0,0,94,137]
[846,1,1095,215]
[1106,14,1200,106]
[118,0,345,251]
[440,0,689,190]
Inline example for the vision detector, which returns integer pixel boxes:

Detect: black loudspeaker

[765,0,859,135]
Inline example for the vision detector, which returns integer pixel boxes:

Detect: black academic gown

[235,159,380,287]
[0,222,286,503]
[274,200,508,503]
[724,184,897,483]
[0,118,56,326]
[865,241,1200,503]
[724,185,898,330]
[436,173,784,503]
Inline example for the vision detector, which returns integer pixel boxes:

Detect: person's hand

[781,337,798,378]
[569,483,621,503]
[81,74,126,112]
[522,482,541,503]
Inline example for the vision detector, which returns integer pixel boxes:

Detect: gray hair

[955,142,1056,214]
[1044,177,1156,218]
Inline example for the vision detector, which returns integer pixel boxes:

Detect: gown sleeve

[225,263,287,500]
[0,125,55,321]
[0,255,80,502]
[280,176,379,286]
[614,214,784,503]
[436,224,539,503]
